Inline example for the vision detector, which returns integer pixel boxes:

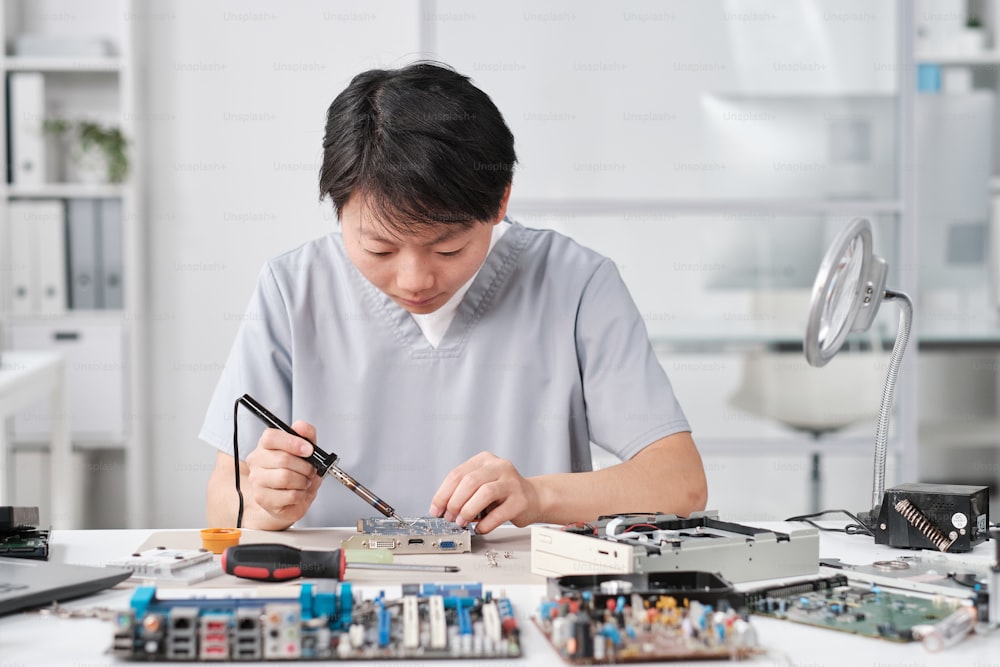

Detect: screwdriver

[222,543,459,582]
[238,394,409,525]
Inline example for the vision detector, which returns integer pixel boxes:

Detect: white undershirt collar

[410,220,510,348]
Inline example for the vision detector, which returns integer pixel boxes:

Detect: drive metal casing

[531,511,819,583]
[873,483,990,553]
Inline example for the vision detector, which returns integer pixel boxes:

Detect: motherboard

[535,571,760,662]
[112,581,520,661]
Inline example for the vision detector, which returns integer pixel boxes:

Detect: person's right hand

[245,421,321,527]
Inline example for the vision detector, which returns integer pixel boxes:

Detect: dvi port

[369,539,396,549]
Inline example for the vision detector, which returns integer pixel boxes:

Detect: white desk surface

[1,523,996,665]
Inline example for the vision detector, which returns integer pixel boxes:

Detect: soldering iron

[236,394,409,526]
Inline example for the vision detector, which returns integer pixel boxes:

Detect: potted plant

[43,118,129,184]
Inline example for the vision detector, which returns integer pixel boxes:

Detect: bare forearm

[529,432,707,526]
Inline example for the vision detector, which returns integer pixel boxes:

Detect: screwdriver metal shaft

[348,562,459,573]
[223,543,460,582]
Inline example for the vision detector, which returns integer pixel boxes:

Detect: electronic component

[745,575,971,643]
[111,582,521,661]
[342,516,472,555]
[0,507,47,560]
[107,547,223,585]
[0,506,39,532]
[531,511,818,582]
[535,571,759,662]
[872,483,989,553]
[0,527,49,560]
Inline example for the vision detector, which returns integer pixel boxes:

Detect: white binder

[8,203,35,313]
[33,200,67,314]
[7,200,67,314]
[9,72,47,187]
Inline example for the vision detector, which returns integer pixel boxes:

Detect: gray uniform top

[200,220,690,527]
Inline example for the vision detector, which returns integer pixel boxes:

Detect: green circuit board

[341,516,472,554]
[747,577,966,642]
[0,528,49,560]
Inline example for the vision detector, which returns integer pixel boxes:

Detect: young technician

[202,63,707,534]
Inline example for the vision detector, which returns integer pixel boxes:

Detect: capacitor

[713,611,727,642]
[600,621,622,647]
[348,623,365,648]
[572,619,593,658]
[729,618,757,648]
[551,616,571,647]
[592,634,606,660]
[336,635,352,659]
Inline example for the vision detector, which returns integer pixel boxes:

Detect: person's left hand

[428,451,541,534]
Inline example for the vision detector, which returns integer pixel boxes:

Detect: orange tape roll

[200,528,242,554]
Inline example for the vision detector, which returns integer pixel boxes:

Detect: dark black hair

[319,62,516,232]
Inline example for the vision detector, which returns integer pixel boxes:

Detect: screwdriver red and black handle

[222,543,459,582]
[223,543,346,581]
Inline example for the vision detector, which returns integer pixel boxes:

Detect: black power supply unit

[872,483,989,553]
[0,506,39,532]
[0,506,48,560]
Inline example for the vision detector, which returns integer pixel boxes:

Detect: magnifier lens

[818,235,864,352]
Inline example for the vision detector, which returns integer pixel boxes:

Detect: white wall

[140,0,421,527]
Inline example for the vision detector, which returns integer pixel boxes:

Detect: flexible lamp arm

[870,289,912,512]
[804,217,915,528]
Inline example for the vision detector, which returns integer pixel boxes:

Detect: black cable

[232,397,244,529]
[946,572,983,590]
[784,509,874,537]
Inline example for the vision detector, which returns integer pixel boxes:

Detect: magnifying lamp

[804,217,912,527]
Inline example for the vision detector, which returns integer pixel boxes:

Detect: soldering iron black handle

[238,394,338,476]
[222,543,347,582]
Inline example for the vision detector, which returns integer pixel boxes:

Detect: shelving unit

[911,19,1000,514]
[915,51,1000,65]
[0,0,146,528]
[5,56,122,72]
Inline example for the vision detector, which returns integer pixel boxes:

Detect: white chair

[729,333,887,513]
